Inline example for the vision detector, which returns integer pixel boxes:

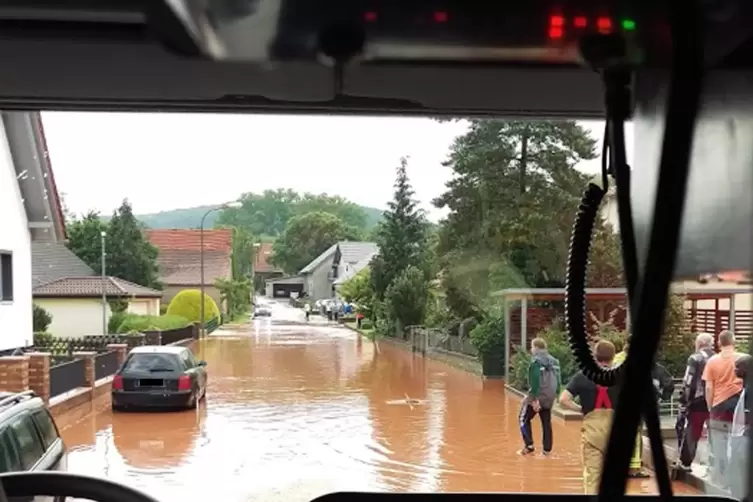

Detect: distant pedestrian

[728,354,752,499]
[326,303,333,322]
[518,337,561,457]
[356,312,364,329]
[674,333,715,472]
[703,330,745,487]
[304,303,311,321]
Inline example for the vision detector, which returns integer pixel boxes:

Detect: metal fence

[405,325,479,358]
[94,351,120,380]
[49,358,87,398]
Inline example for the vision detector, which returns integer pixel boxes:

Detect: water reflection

[112,406,206,469]
[58,308,697,501]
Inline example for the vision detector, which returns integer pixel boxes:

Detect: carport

[265,275,305,298]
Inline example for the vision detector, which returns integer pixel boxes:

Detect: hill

[136,204,385,232]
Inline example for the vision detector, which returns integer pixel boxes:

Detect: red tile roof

[156,250,231,286]
[145,229,233,253]
[145,229,233,286]
[254,242,282,273]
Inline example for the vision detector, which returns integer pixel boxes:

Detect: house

[269,241,378,301]
[333,250,378,288]
[253,242,283,286]
[0,112,67,354]
[31,242,162,338]
[145,229,233,310]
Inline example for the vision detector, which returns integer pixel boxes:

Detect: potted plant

[470,314,506,378]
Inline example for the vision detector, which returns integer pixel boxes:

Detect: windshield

[123,353,181,373]
[13,112,742,500]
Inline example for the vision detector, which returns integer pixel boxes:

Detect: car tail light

[178,375,192,391]
[112,375,123,390]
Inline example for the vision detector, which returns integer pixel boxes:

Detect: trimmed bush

[108,311,128,335]
[33,304,53,332]
[166,289,220,325]
[117,314,190,333]
[33,331,54,347]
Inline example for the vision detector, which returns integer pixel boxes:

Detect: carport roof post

[495,286,746,378]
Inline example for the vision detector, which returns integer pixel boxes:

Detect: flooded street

[57,301,695,501]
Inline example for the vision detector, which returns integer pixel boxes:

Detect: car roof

[128,345,187,355]
[0,391,45,422]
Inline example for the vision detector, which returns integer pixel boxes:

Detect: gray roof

[33,276,163,298]
[333,250,378,285]
[31,242,95,287]
[299,241,378,274]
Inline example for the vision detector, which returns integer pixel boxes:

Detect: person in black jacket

[674,333,715,472]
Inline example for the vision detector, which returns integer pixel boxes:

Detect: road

[56,300,697,502]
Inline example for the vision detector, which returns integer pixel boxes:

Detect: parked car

[111,346,208,411]
[0,390,66,475]
[254,302,272,317]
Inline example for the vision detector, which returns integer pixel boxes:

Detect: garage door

[272,283,304,298]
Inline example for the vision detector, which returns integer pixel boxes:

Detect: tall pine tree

[370,157,428,301]
[106,200,162,289]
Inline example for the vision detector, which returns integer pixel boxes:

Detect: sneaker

[541,451,552,457]
[518,446,535,456]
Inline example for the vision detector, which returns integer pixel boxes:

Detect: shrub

[108,310,128,335]
[384,266,430,330]
[469,314,505,356]
[166,289,220,324]
[117,314,190,333]
[33,304,52,332]
[33,331,53,347]
[657,294,695,376]
[361,320,374,330]
[159,304,168,315]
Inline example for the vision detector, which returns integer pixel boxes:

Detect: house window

[0,253,12,302]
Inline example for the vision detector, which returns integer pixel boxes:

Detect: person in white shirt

[728,354,751,499]
[304,302,311,321]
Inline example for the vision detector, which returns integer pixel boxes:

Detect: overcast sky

[41,113,634,221]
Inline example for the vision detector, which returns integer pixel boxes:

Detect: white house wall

[0,120,33,351]
[35,298,111,339]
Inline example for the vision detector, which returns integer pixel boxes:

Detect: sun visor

[631,69,753,279]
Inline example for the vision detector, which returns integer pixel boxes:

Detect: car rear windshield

[123,353,181,373]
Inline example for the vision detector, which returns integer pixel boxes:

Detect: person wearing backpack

[518,337,562,456]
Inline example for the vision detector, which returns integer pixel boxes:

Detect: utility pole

[101,231,107,335]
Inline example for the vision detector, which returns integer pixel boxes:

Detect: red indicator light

[364,11,378,22]
[548,27,564,39]
[574,16,588,28]
[433,11,448,23]
[550,15,565,27]
[597,17,612,33]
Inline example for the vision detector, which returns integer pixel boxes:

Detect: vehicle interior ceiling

[1,0,753,501]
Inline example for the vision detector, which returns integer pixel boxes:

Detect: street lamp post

[101,231,107,335]
[199,201,242,337]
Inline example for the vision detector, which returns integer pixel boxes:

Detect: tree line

[338,120,623,355]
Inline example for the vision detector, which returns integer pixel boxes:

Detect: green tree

[338,268,374,318]
[370,157,429,302]
[271,212,362,274]
[66,211,108,272]
[216,189,371,237]
[106,200,162,289]
[434,120,597,317]
[383,266,430,334]
[588,221,623,287]
[226,226,256,280]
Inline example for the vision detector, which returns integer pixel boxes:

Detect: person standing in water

[518,337,562,456]
[304,302,311,321]
[559,340,621,493]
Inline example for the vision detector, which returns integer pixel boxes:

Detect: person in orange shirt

[702,330,745,488]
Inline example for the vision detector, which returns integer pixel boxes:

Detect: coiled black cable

[565,182,621,387]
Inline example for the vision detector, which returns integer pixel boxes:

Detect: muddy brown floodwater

[57,304,697,502]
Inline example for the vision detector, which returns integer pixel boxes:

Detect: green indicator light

[622,19,636,31]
